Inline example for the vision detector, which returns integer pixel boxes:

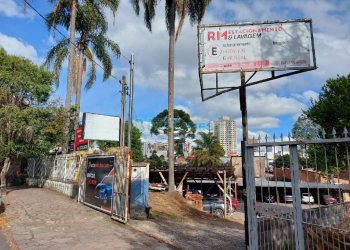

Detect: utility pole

[120,75,127,147]
[127,53,135,149]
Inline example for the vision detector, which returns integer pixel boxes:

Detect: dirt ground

[129,192,245,250]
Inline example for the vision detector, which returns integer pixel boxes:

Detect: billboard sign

[75,127,89,151]
[82,113,120,141]
[198,19,315,74]
[84,156,115,213]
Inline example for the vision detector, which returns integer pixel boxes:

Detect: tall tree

[306,74,350,134]
[150,109,196,155]
[292,114,322,140]
[44,1,121,127]
[0,48,66,186]
[24,0,119,149]
[301,74,350,174]
[132,0,211,191]
[191,132,224,167]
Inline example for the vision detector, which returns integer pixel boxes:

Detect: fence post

[290,145,305,250]
[246,145,258,250]
[32,159,35,178]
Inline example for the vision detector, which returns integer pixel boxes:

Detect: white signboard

[83,113,120,141]
[198,20,315,74]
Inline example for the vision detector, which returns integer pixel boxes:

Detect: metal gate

[245,132,350,249]
[111,147,131,223]
[78,148,131,223]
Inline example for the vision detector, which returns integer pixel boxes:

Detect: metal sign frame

[198,19,317,101]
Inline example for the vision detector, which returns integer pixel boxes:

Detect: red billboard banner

[75,127,89,151]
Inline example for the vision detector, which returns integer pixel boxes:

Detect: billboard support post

[239,71,249,247]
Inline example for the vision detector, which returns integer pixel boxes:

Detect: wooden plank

[159,171,168,185]
[176,172,188,191]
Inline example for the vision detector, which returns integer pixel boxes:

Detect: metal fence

[26,154,79,182]
[245,132,350,250]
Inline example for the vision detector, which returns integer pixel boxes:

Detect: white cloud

[291,0,350,39]
[303,90,319,102]
[174,105,191,114]
[312,33,350,79]
[248,117,280,129]
[0,0,21,17]
[0,0,33,18]
[0,33,42,64]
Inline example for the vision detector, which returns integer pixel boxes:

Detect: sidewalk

[2,187,172,250]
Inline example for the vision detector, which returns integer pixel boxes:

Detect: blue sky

[0,0,349,144]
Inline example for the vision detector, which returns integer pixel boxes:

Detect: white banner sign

[198,20,315,73]
[83,113,120,141]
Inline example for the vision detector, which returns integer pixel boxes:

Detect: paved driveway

[3,188,171,250]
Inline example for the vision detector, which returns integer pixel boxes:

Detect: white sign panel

[83,113,120,141]
[198,20,315,73]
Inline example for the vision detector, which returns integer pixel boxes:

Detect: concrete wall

[26,178,78,198]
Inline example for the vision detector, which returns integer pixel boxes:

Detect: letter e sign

[207,45,221,57]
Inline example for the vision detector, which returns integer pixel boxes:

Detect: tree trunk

[75,50,84,129]
[65,0,77,111]
[64,0,77,152]
[167,1,176,192]
[0,157,11,187]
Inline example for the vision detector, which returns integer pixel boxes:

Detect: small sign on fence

[75,127,89,151]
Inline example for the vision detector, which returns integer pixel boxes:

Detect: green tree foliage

[292,114,321,140]
[294,74,350,175]
[273,154,307,169]
[307,74,350,134]
[96,123,144,162]
[0,49,65,185]
[148,151,163,168]
[191,132,225,167]
[151,109,196,156]
[126,123,144,162]
[132,0,212,191]
[307,74,350,174]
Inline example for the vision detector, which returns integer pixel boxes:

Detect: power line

[21,0,130,83]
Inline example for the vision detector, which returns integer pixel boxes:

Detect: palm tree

[192,132,225,167]
[131,0,211,192]
[44,1,121,127]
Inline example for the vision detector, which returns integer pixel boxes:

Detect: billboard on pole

[83,113,120,141]
[198,19,316,74]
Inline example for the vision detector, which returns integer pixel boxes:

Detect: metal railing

[26,154,79,182]
[245,131,350,250]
